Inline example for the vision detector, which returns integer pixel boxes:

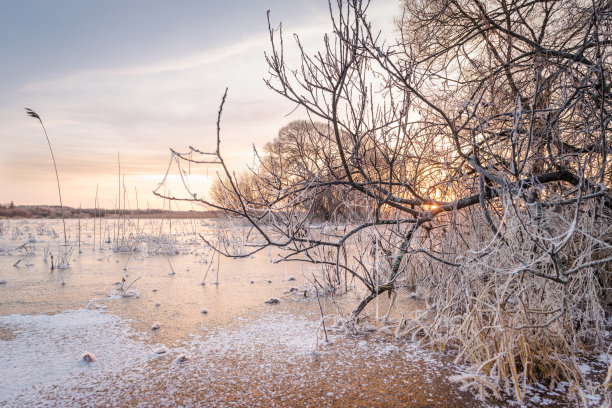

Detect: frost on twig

[121,276,141,297]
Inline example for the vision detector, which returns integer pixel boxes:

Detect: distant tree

[258,120,366,221]
[209,170,263,213]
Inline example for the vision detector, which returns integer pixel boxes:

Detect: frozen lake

[0,218,512,406]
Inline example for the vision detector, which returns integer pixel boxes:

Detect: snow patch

[0,309,158,406]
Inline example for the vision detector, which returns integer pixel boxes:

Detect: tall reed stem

[25,108,67,249]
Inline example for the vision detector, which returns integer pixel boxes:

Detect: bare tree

[158,0,611,401]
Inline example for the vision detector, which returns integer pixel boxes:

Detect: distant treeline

[0,204,217,219]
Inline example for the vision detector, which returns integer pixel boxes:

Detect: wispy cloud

[19,36,269,94]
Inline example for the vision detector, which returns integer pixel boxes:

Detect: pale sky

[0,0,400,209]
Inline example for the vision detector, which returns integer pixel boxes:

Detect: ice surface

[0,309,158,405]
[1,219,597,407]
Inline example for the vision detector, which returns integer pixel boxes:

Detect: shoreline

[0,205,218,219]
